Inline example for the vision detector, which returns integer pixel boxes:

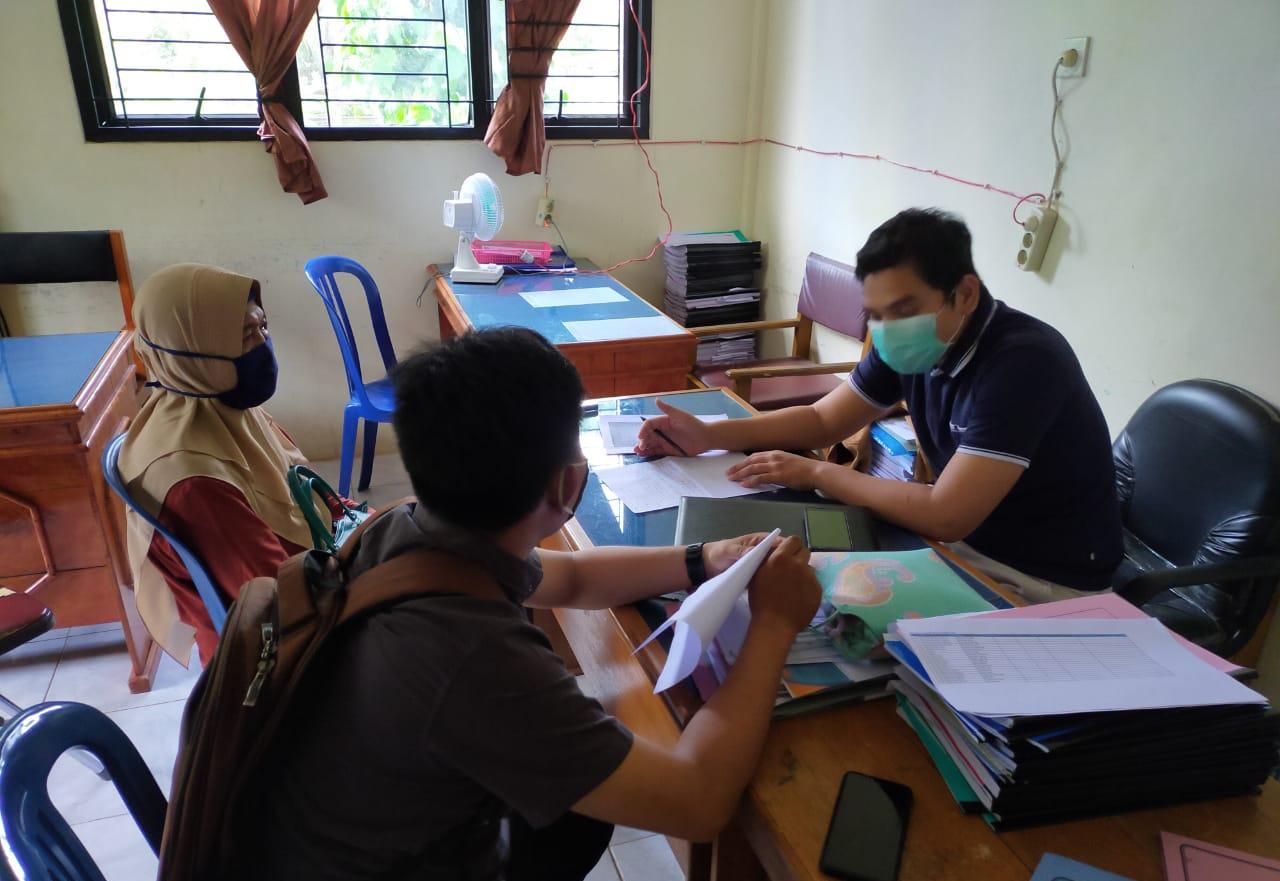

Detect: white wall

[745,0,1280,433]
[0,0,758,458]
[743,0,1280,694]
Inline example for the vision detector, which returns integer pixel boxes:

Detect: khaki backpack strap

[338,549,507,625]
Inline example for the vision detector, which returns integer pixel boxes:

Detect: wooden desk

[0,332,159,693]
[427,260,695,398]
[554,387,1280,881]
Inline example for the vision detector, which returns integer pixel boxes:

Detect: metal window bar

[311,7,472,129]
[102,8,133,121]
[441,7,451,122]
[112,37,240,45]
[322,43,447,50]
[310,16,331,127]
[116,67,253,73]
[316,15,446,23]
[103,7,222,14]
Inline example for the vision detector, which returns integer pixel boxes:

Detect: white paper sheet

[563,316,686,342]
[519,287,627,308]
[637,530,781,692]
[895,617,1265,718]
[597,413,728,455]
[595,452,772,513]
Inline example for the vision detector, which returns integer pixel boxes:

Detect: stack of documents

[637,531,896,716]
[711,600,897,718]
[595,451,769,514]
[662,231,763,367]
[867,417,917,482]
[886,600,1279,828]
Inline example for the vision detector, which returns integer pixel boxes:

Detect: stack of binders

[885,608,1280,830]
[663,231,763,367]
[868,417,917,481]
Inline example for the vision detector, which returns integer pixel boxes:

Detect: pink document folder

[1161,831,1280,881]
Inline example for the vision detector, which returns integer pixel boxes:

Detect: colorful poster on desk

[1161,831,1280,881]
[812,548,994,659]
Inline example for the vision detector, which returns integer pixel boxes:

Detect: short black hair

[855,208,979,302]
[391,327,584,531]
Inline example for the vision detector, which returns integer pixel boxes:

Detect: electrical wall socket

[1059,36,1090,77]
[1016,205,1058,272]
[535,197,555,227]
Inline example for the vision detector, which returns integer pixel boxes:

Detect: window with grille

[57,0,650,141]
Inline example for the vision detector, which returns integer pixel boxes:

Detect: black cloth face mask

[141,336,279,410]
[215,340,278,409]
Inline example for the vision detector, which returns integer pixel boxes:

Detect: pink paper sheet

[971,592,1244,675]
[1161,831,1280,881]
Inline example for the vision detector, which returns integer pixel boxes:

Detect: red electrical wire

[1012,191,1047,226]
[539,10,1044,272]
[574,0,671,276]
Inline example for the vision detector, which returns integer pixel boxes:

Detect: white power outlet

[1059,36,1090,78]
[535,197,555,227]
[1016,205,1058,272]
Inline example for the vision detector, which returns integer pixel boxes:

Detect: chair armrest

[1115,555,1280,608]
[725,360,859,381]
[687,318,801,337]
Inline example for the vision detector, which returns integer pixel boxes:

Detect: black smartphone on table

[819,771,913,881]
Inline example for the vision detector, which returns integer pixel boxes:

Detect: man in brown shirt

[239,328,821,880]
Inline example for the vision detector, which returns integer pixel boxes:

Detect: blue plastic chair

[304,256,399,497]
[102,433,227,634]
[0,702,167,880]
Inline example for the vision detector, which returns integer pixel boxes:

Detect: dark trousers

[505,812,614,881]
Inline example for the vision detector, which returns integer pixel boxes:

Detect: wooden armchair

[688,252,869,409]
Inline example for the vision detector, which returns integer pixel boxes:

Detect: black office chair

[1112,379,1280,659]
[0,230,137,344]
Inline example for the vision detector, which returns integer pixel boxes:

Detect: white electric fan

[443,172,505,284]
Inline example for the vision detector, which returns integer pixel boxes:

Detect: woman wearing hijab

[120,263,316,666]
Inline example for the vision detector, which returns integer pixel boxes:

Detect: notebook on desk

[674,496,877,551]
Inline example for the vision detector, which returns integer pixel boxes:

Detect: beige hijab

[121,263,313,662]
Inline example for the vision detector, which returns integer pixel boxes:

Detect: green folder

[894,694,983,812]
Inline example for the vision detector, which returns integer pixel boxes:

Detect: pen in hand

[653,428,689,457]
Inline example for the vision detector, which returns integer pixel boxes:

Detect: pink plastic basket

[471,240,553,265]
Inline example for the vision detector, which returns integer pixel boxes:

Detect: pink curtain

[207,0,327,204]
[484,0,582,176]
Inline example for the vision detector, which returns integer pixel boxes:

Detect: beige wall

[0,0,758,458]
[743,0,1280,694]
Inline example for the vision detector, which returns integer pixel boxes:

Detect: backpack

[157,502,505,881]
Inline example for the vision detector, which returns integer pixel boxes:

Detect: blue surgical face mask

[215,340,278,410]
[867,304,962,375]
[141,336,278,410]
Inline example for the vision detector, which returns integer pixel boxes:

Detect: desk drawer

[0,481,108,573]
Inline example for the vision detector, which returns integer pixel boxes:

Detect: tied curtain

[484,0,582,176]
[207,0,328,204]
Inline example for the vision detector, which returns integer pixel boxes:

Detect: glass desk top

[572,387,1009,607]
[0,331,119,409]
[437,259,685,346]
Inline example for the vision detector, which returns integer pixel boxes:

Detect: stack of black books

[663,231,763,367]
[886,614,1280,830]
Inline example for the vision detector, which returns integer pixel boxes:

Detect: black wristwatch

[684,542,708,587]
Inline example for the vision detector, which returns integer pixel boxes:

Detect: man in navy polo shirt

[637,208,1123,599]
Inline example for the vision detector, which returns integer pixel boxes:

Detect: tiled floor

[0,455,683,881]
